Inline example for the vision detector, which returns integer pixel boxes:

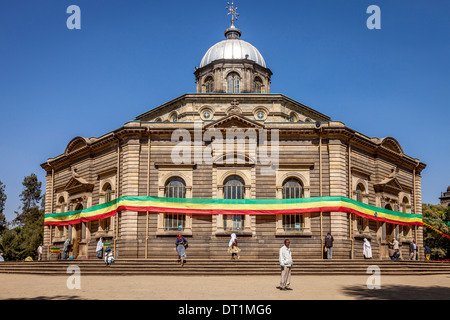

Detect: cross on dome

[226,1,239,27]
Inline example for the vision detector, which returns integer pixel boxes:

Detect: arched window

[355,184,366,233]
[383,204,396,242]
[401,197,409,213]
[204,77,214,93]
[104,183,112,203]
[165,177,186,198]
[223,176,245,231]
[224,176,245,200]
[254,77,263,93]
[57,196,66,213]
[282,178,303,199]
[282,178,304,231]
[99,183,113,232]
[356,184,365,203]
[56,196,66,237]
[402,197,411,239]
[164,177,186,231]
[289,112,297,122]
[227,72,240,94]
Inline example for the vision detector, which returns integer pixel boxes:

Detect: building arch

[168,111,178,122]
[282,177,304,199]
[226,71,241,93]
[65,137,90,156]
[277,172,309,193]
[204,76,214,93]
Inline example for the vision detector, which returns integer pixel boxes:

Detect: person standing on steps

[409,239,417,261]
[63,238,70,260]
[176,233,188,267]
[277,239,293,291]
[228,233,241,260]
[37,243,43,261]
[96,237,104,259]
[363,238,372,259]
[324,233,334,259]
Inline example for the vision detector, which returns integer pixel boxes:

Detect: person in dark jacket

[324,233,334,259]
[424,245,431,261]
[176,233,188,267]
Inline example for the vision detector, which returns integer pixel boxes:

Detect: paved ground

[1,274,450,300]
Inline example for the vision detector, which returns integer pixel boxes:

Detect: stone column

[414,173,424,258]
[328,140,348,236]
[328,139,350,258]
[43,171,53,259]
[118,135,141,258]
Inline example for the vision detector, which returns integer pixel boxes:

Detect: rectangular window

[100,218,111,232]
[356,216,365,234]
[283,214,304,231]
[164,213,186,231]
[224,215,244,231]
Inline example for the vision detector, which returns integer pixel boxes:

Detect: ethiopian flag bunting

[44,196,423,227]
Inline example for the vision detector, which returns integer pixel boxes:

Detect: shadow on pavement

[4,295,89,300]
[342,284,450,300]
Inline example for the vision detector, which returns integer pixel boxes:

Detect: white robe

[229,233,237,247]
[96,238,104,252]
[363,240,372,258]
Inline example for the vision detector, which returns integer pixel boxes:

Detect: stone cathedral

[41,5,426,261]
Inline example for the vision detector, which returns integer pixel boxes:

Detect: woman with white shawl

[63,238,70,260]
[363,238,372,259]
[228,233,240,260]
[96,237,104,259]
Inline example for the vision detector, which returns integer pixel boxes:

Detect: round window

[203,111,211,119]
[257,111,265,120]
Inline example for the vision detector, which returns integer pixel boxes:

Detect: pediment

[204,114,265,130]
[64,168,94,194]
[65,137,90,155]
[64,177,94,194]
[374,177,403,194]
[379,137,404,155]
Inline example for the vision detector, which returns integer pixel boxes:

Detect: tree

[422,203,450,259]
[0,174,45,261]
[13,173,42,227]
[0,179,7,236]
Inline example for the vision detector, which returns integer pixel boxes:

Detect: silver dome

[200,38,266,68]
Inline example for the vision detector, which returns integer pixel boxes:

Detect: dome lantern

[194,1,272,94]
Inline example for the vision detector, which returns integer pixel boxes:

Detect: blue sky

[0,0,449,221]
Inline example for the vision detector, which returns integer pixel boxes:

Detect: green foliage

[0,180,7,236]
[14,173,42,226]
[0,174,44,261]
[422,203,450,260]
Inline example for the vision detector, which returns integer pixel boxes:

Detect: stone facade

[440,186,450,207]
[40,20,426,261]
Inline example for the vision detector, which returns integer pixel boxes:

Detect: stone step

[1,259,449,276]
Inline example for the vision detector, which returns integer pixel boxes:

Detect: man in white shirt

[37,244,43,261]
[278,239,293,291]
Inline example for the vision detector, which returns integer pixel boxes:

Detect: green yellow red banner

[44,196,423,226]
[422,222,450,240]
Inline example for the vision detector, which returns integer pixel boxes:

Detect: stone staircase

[1,259,450,276]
